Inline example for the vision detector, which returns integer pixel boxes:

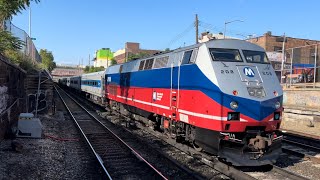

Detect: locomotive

[61,39,283,166]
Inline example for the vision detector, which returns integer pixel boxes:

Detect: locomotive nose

[259,98,282,121]
[236,65,262,84]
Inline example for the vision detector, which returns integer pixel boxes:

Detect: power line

[199,20,259,39]
[167,22,195,48]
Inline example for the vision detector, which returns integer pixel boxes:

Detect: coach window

[181,50,193,64]
[210,48,242,62]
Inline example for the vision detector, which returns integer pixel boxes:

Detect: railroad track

[54,85,167,180]
[246,164,309,180]
[132,121,309,180]
[61,87,252,179]
[281,130,320,164]
[58,86,309,180]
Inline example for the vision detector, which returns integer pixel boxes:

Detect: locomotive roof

[110,39,264,67]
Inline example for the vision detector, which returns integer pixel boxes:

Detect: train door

[101,74,105,103]
[170,52,183,121]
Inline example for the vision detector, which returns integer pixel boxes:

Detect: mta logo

[243,67,255,77]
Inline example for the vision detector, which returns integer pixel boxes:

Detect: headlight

[275,102,281,109]
[248,89,255,96]
[247,87,266,98]
[230,101,238,109]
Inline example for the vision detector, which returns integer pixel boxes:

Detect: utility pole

[195,14,199,44]
[280,33,286,84]
[88,54,91,67]
[29,7,31,37]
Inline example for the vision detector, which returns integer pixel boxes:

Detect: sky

[11,0,320,65]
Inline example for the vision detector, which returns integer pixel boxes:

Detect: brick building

[247,31,320,81]
[113,42,161,64]
[248,31,320,64]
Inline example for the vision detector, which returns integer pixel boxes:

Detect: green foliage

[0,0,40,54]
[0,0,40,21]
[39,49,56,72]
[4,49,39,72]
[164,48,170,52]
[110,59,117,65]
[0,30,24,53]
[84,65,90,72]
[84,66,105,73]
[127,52,149,61]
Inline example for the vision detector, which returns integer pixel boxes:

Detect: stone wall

[0,86,8,114]
[0,54,26,139]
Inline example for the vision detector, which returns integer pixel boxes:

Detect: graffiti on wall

[28,90,49,113]
[0,86,8,114]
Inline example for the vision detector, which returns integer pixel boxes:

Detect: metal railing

[2,20,41,63]
[279,44,320,88]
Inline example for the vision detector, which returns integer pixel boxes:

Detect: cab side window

[181,50,193,64]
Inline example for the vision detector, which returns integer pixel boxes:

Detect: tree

[40,49,56,72]
[164,48,170,52]
[0,0,40,21]
[110,59,117,65]
[0,0,40,53]
[127,52,149,61]
[84,65,90,72]
[4,49,39,72]
[0,31,24,52]
[84,66,105,73]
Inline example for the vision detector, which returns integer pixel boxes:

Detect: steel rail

[272,165,309,180]
[54,85,113,179]
[283,139,320,152]
[55,85,168,180]
[282,147,320,164]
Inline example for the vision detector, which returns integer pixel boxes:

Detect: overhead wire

[166,22,195,48]
[166,19,262,49]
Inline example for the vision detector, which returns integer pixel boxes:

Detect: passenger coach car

[81,71,105,104]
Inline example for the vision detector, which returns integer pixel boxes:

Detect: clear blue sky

[11,0,320,65]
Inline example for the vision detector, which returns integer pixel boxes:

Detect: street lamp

[224,20,244,39]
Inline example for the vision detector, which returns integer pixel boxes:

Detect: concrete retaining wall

[283,89,320,110]
[282,89,320,136]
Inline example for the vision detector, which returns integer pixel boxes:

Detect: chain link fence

[275,44,320,88]
[2,20,41,63]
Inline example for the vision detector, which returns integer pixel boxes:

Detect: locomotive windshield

[242,50,269,63]
[210,48,242,62]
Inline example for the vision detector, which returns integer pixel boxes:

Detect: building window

[310,48,316,57]
[276,37,287,42]
[274,46,282,52]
